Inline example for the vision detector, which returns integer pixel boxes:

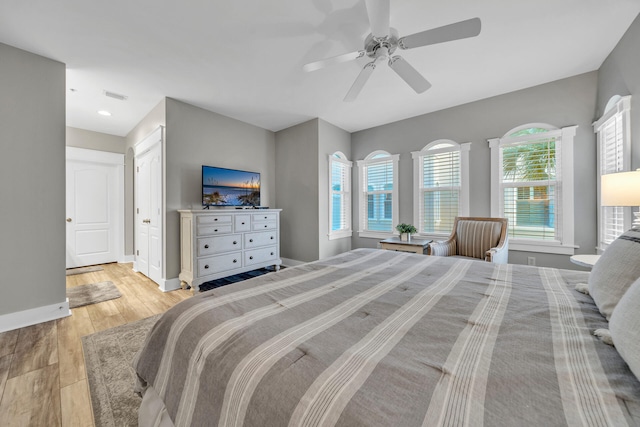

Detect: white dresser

[178,209,282,292]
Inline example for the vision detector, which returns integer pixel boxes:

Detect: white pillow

[588,228,640,319]
[609,276,640,380]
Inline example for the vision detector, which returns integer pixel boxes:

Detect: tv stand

[178,209,282,292]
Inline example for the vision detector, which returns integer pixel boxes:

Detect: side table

[380,237,432,255]
[570,254,601,269]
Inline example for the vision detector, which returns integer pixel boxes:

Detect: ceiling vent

[104,90,128,101]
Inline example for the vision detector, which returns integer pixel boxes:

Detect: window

[357,151,399,237]
[489,124,577,255]
[412,140,471,236]
[328,152,352,240]
[594,95,631,250]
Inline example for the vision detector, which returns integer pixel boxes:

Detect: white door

[66,149,123,268]
[135,142,162,285]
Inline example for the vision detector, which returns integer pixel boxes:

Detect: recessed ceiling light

[97,110,112,116]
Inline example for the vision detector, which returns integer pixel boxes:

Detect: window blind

[330,158,350,232]
[500,138,559,241]
[599,113,625,245]
[363,158,394,232]
[419,149,460,234]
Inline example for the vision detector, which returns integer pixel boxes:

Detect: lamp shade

[601,170,640,206]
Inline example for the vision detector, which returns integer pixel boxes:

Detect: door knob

[66,218,72,222]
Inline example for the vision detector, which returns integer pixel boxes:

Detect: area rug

[67,281,122,308]
[82,314,160,427]
[66,265,104,276]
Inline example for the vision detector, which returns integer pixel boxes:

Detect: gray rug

[67,281,122,308]
[66,265,104,276]
[82,314,161,427]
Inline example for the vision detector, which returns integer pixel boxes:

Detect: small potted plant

[396,223,417,241]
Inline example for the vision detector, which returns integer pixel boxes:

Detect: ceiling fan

[303,0,481,101]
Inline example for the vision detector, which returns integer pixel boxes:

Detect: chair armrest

[485,239,509,264]
[428,239,457,257]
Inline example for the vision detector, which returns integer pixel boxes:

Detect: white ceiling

[1,0,639,137]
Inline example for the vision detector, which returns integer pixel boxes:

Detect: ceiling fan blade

[365,0,390,38]
[388,56,431,93]
[398,17,481,50]
[344,61,377,102]
[303,50,366,72]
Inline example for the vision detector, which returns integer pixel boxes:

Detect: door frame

[66,146,125,266]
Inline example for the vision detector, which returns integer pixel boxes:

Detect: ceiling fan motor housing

[365,28,399,58]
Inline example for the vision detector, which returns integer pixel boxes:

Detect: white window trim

[489,124,578,255]
[357,151,400,239]
[328,152,353,240]
[593,95,632,253]
[411,140,471,240]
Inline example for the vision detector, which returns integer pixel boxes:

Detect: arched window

[489,123,576,254]
[594,95,632,250]
[329,152,352,239]
[412,140,470,236]
[357,150,399,236]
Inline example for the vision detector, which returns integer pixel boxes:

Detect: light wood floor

[0,262,192,427]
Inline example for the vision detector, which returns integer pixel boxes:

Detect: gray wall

[351,72,599,270]
[67,126,126,154]
[124,99,167,257]
[275,119,320,262]
[0,43,66,316]
[597,13,640,170]
[318,119,352,259]
[165,98,276,279]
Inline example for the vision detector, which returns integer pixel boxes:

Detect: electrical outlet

[527,257,536,266]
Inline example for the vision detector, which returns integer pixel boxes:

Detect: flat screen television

[202,165,260,207]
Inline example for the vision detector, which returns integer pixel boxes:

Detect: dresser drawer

[197,214,232,225]
[252,221,277,231]
[198,234,242,256]
[234,214,251,232]
[245,231,277,248]
[197,224,233,236]
[252,213,277,222]
[198,252,242,277]
[244,246,278,267]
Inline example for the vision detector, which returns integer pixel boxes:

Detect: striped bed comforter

[133,249,640,426]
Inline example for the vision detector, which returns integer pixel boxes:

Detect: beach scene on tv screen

[203,167,260,206]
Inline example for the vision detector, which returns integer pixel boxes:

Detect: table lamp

[601,169,640,227]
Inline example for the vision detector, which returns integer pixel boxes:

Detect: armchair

[427,217,509,264]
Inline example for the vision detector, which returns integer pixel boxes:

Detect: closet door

[134,129,163,285]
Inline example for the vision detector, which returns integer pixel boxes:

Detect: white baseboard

[281,257,306,268]
[0,299,71,333]
[120,254,135,263]
[159,278,181,292]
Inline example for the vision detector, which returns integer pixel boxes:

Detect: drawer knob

[249,239,253,242]
[233,259,237,263]
[214,229,218,232]
[249,256,253,260]
[204,264,209,269]
[242,222,245,225]
[204,244,209,249]
[270,236,274,240]
[270,252,274,256]
[233,241,237,245]
[264,225,268,228]
[214,218,218,221]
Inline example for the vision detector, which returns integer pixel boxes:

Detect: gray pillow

[588,228,640,320]
[609,276,640,381]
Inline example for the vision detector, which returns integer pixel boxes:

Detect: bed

[133,248,640,426]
